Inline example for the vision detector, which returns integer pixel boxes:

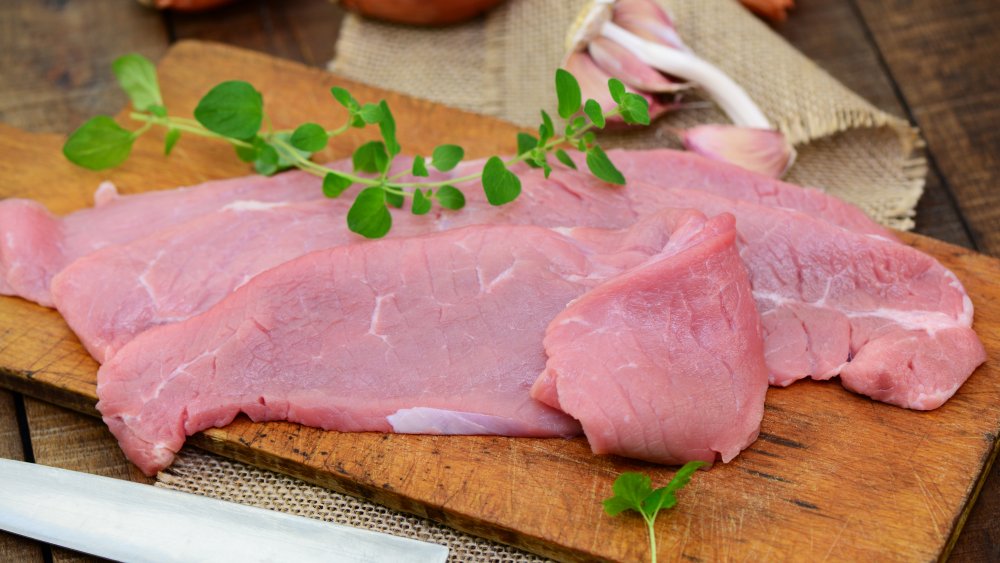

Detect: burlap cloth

[155,1,926,560]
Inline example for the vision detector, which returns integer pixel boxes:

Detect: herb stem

[269,136,409,197]
[128,112,255,148]
[646,517,658,563]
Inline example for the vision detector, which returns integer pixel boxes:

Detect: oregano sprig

[63,54,649,239]
[603,461,705,563]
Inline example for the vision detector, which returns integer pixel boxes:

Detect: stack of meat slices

[0,149,986,476]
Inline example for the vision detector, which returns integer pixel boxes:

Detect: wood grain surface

[0,41,998,562]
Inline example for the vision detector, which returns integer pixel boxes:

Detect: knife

[0,458,449,562]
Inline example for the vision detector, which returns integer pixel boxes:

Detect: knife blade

[0,458,448,563]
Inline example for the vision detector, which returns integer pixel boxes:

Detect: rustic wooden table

[0,0,996,561]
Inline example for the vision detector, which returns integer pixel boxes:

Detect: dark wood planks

[0,0,168,133]
[166,0,344,66]
[852,0,1000,257]
[0,392,45,562]
[772,0,974,250]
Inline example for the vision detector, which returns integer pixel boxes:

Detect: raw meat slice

[532,212,768,465]
[0,171,324,306]
[96,211,767,475]
[4,148,884,307]
[53,149,888,362]
[58,160,983,411]
[658,190,986,409]
[585,149,893,238]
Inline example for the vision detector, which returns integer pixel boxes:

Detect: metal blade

[0,458,448,563]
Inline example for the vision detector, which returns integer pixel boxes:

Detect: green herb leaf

[148,104,168,118]
[62,116,135,170]
[435,185,466,210]
[290,123,329,152]
[586,146,626,185]
[384,187,404,209]
[323,172,352,198]
[516,133,538,156]
[603,462,705,563]
[234,143,258,163]
[555,68,582,119]
[353,141,389,174]
[481,156,521,206]
[608,78,626,103]
[431,144,464,172]
[347,187,392,239]
[164,128,181,156]
[411,155,429,177]
[539,110,555,144]
[112,53,162,112]
[412,189,432,215]
[254,142,280,176]
[331,86,360,111]
[555,149,577,170]
[377,100,400,157]
[584,99,606,129]
[194,81,263,140]
[619,93,651,126]
[359,103,384,125]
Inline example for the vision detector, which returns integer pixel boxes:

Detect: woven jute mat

[155,1,926,559]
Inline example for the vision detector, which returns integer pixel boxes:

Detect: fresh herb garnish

[603,461,706,563]
[64,54,649,239]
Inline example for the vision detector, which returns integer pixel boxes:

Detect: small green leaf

[254,143,280,176]
[435,185,466,210]
[270,132,312,171]
[555,149,577,170]
[543,162,553,179]
[331,86,360,111]
[290,123,328,152]
[602,495,637,517]
[148,104,168,118]
[378,101,400,157]
[641,489,677,520]
[112,53,162,112]
[608,78,626,103]
[582,131,597,146]
[347,187,392,239]
[235,143,258,163]
[353,141,389,174]
[359,103,384,125]
[516,133,538,156]
[411,155,429,177]
[194,81,263,140]
[612,472,653,509]
[164,128,181,156]
[385,188,404,209]
[481,156,521,206]
[431,144,464,172]
[62,116,135,170]
[555,68,582,119]
[586,146,626,185]
[412,189,432,215]
[539,110,555,143]
[565,115,587,137]
[323,172,352,198]
[584,99,606,129]
[663,460,706,496]
[619,93,651,126]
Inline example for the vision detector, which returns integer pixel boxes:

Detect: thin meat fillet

[532,212,767,464]
[0,171,326,306]
[98,211,757,475]
[4,148,885,307]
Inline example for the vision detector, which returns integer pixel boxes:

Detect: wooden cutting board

[1,41,998,562]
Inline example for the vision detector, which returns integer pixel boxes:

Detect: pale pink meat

[532,212,768,464]
[3,149,886,307]
[98,212,751,475]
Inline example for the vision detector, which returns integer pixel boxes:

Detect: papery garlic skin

[681,125,796,178]
[612,0,690,51]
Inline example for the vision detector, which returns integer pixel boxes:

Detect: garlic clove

[588,37,689,93]
[612,0,689,52]
[565,51,675,124]
[680,125,796,178]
